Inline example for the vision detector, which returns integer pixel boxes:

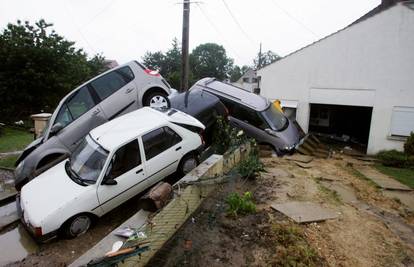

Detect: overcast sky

[0,0,380,66]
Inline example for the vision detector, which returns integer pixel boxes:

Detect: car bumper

[16,195,58,243]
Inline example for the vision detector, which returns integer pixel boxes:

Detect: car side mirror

[103,178,117,185]
[50,123,63,135]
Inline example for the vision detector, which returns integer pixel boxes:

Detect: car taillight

[144,69,160,77]
[34,227,42,237]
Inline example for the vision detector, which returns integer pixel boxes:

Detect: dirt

[148,154,414,267]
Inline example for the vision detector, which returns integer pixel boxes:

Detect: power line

[269,0,319,39]
[220,0,256,47]
[83,0,117,29]
[196,3,243,60]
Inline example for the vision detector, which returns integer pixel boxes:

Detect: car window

[107,140,141,180]
[55,86,95,127]
[142,127,182,160]
[232,105,268,130]
[90,70,128,100]
[117,66,135,83]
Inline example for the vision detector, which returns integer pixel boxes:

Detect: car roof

[90,107,204,151]
[170,88,223,117]
[193,78,270,111]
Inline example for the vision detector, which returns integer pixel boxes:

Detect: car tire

[178,153,199,176]
[62,214,93,238]
[143,91,170,109]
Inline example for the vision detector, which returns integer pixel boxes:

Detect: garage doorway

[309,104,373,152]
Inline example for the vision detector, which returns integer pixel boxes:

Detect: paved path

[354,165,412,191]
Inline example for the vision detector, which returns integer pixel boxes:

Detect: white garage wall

[258,3,414,154]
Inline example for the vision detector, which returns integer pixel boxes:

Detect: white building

[233,68,258,93]
[258,1,414,154]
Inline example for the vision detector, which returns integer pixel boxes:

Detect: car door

[54,85,107,151]
[96,139,145,214]
[142,127,183,185]
[90,66,139,120]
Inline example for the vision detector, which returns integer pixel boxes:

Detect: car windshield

[69,135,108,184]
[261,104,288,131]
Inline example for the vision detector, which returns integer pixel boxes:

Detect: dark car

[170,88,228,146]
[191,78,305,155]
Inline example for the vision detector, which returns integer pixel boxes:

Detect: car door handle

[92,109,100,115]
[175,146,182,151]
[125,88,134,94]
[136,169,143,174]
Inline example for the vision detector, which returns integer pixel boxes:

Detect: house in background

[232,68,259,93]
[257,0,414,154]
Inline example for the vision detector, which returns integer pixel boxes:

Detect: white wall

[258,3,414,154]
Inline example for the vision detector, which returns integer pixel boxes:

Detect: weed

[268,223,322,266]
[344,165,380,190]
[404,132,414,156]
[226,191,256,217]
[212,116,246,154]
[317,183,342,204]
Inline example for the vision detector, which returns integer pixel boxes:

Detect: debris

[114,227,135,238]
[105,241,123,256]
[295,162,313,169]
[271,201,338,223]
[284,154,314,163]
[140,182,173,211]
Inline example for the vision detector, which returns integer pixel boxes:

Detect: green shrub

[237,151,265,179]
[212,116,246,154]
[226,191,256,217]
[376,150,414,168]
[404,132,414,156]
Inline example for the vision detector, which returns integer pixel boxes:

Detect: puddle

[0,201,19,229]
[0,224,38,266]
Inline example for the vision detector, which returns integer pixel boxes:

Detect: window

[252,78,258,83]
[91,69,129,100]
[117,66,135,83]
[106,140,141,180]
[55,86,95,127]
[242,77,249,83]
[142,127,182,160]
[232,105,268,130]
[390,107,414,137]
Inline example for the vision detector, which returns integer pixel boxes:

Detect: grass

[0,155,19,169]
[0,127,33,153]
[343,165,380,190]
[374,164,414,189]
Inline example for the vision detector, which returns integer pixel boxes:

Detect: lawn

[0,127,33,153]
[0,155,18,169]
[375,164,414,189]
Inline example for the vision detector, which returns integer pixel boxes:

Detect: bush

[212,116,246,154]
[376,150,412,168]
[226,191,256,217]
[404,132,414,156]
[237,150,265,179]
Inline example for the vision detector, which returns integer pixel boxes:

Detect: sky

[0,0,380,66]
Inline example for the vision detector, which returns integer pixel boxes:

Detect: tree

[190,43,233,82]
[0,20,106,122]
[229,65,250,82]
[253,50,281,69]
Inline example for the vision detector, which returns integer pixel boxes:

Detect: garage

[309,104,373,151]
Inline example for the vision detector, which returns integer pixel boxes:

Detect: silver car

[15,61,171,189]
[191,78,304,155]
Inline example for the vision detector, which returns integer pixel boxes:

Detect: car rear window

[142,127,182,160]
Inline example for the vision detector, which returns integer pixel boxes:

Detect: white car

[18,107,205,240]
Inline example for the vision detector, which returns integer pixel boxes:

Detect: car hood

[274,119,301,147]
[15,137,43,165]
[20,161,94,226]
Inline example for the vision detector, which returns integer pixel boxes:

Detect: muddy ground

[149,155,414,267]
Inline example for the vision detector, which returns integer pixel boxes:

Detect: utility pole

[181,0,190,92]
[258,42,262,69]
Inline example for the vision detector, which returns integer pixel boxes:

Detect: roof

[193,78,270,111]
[258,1,413,72]
[170,88,221,117]
[89,107,204,150]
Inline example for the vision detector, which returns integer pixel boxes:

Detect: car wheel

[144,91,170,109]
[178,153,199,176]
[63,214,92,238]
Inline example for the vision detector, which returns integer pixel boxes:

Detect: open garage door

[309,104,373,152]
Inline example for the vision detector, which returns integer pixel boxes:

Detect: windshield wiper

[65,161,88,186]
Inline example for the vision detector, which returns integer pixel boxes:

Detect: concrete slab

[271,201,338,223]
[69,210,150,267]
[354,165,412,191]
[284,155,314,163]
[383,191,414,211]
[295,162,313,169]
[0,201,18,230]
[320,181,358,204]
